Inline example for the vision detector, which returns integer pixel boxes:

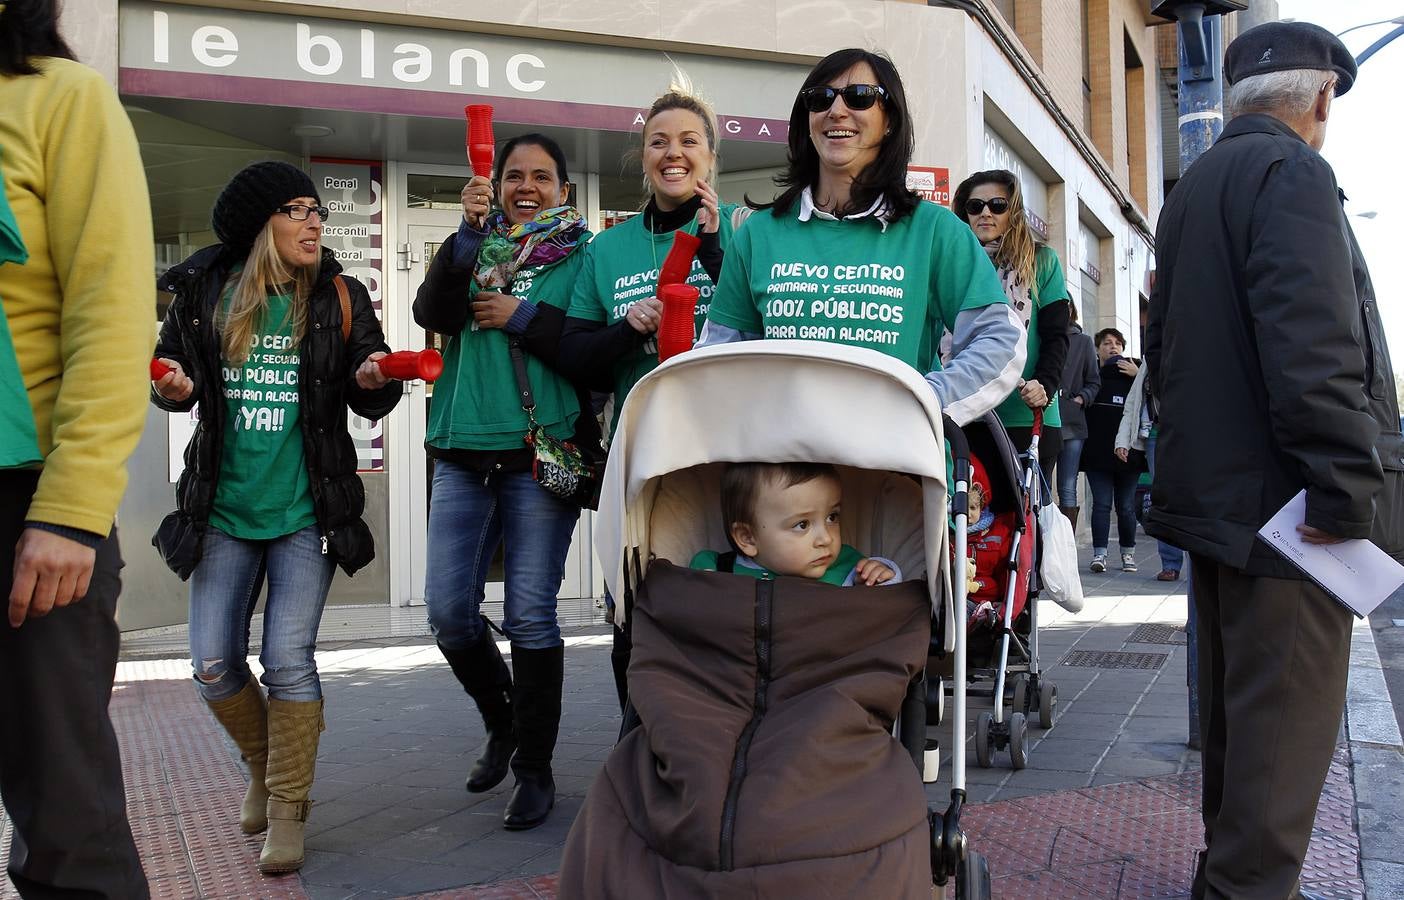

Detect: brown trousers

[1190,554,1352,900]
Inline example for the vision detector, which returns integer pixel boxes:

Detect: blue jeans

[1057,438,1085,507]
[189,524,335,702]
[1147,435,1185,572]
[425,464,580,651]
[1086,469,1139,553]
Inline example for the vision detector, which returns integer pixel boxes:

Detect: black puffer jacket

[151,245,400,578]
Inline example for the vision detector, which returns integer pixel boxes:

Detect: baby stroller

[931,411,1059,770]
[558,340,991,898]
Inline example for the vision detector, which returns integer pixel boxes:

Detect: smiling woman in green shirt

[414,133,599,834]
[700,48,1025,428]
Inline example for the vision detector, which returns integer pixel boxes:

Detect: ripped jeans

[188,524,335,702]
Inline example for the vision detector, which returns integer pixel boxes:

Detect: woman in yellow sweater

[0,2,154,897]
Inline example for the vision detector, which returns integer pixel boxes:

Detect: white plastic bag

[1037,503,1084,613]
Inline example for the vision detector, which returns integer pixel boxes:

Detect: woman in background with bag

[414,132,597,832]
[152,161,401,875]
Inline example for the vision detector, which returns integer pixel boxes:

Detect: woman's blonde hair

[219,219,318,364]
[952,169,1038,288]
[640,67,720,195]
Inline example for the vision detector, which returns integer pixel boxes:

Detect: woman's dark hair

[1094,327,1126,349]
[492,133,570,188]
[0,0,77,76]
[753,48,918,223]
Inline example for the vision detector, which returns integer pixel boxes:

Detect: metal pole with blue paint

[1151,0,1245,752]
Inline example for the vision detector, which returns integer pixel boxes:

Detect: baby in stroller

[559,340,960,898]
[690,462,901,586]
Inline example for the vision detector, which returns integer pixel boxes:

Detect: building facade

[59,0,1175,628]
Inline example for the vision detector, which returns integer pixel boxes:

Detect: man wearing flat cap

[1147,20,1401,900]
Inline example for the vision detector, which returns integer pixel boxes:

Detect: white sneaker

[1090,553,1107,574]
[1121,550,1138,573]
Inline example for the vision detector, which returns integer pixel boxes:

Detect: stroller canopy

[597,339,954,646]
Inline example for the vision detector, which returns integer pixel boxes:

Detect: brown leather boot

[259,698,324,875]
[1059,505,1080,531]
[205,680,270,834]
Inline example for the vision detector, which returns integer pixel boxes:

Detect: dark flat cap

[1225,22,1356,95]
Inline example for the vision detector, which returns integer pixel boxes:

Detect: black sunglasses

[964,197,1010,216]
[277,203,331,222]
[799,83,888,114]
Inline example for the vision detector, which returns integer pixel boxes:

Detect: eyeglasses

[277,204,331,222]
[799,83,888,114]
[963,197,1010,216]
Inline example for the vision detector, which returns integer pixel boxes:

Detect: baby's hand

[856,557,896,586]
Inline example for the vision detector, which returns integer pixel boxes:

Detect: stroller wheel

[1011,674,1030,716]
[956,850,992,900]
[1037,681,1058,729]
[975,712,993,768]
[1008,712,1029,769]
[925,675,946,726]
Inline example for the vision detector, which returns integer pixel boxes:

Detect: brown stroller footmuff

[560,561,932,898]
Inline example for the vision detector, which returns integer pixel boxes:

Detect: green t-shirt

[690,543,865,587]
[566,205,738,435]
[995,244,1072,429]
[0,159,40,470]
[210,289,316,540]
[706,201,1007,374]
[427,242,589,451]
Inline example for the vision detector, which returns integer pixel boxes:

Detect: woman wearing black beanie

[150,160,403,876]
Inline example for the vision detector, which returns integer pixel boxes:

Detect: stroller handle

[942,414,970,477]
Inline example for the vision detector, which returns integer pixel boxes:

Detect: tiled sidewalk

[0,546,1373,898]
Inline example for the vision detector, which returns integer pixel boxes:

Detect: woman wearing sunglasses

[151,161,402,875]
[952,169,1070,474]
[701,48,1023,426]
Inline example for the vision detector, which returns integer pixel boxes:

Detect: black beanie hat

[212,161,320,251]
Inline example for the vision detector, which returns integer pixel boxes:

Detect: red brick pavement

[1,673,1364,899]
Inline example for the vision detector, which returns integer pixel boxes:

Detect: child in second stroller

[964,454,1011,631]
[691,462,901,586]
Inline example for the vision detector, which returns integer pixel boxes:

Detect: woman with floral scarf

[953,169,1071,477]
[413,133,597,832]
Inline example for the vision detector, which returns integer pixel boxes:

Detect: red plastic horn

[657,230,701,288]
[657,284,700,363]
[376,349,444,382]
[150,358,174,381]
[465,104,495,179]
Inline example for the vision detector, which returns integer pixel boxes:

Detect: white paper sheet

[1258,490,1404,618]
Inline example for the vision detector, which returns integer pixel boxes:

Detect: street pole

[1152,0,1244,751]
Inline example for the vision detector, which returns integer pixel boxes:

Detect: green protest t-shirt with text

[427,243,589,452]
[995,244,1072,429]
[209,288,316,540]
[566,205,738,433]
[706,200,1006,374]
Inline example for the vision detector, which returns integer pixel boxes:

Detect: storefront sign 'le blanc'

[120,2,802,140]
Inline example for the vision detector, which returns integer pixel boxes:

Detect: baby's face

[738,475,843,579]
[968,484,987,519]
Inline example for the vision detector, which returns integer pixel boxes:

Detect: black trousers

[0,471,147,899]
[1189,554,1351,900]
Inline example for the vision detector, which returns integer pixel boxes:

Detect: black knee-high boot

[437,620,515,793]
[503,643,564,830]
